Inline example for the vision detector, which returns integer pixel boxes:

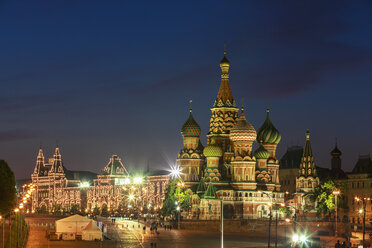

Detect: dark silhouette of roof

[146,170,170,177]
[65,169,97,182]
[352,155,372,174]
[279,146,303,169]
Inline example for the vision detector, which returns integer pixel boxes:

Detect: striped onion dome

[230,108,257,142]
[203,139,223,157]
[257,109,281,145]
[253,144,270,159]
[181,109,201,137]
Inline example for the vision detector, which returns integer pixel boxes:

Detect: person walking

[335,240,341,248]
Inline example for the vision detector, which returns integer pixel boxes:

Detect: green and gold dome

[203,139,223,157]
[257,109,281,145]
[181,109,201,137]
[253,144,270,159]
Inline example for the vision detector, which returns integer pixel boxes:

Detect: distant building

[31,148,169,214]
[337,154,372,227]
[279,145,303,194]
[31,147,96,212]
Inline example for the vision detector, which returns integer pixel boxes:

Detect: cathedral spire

[50,147,64,174]
[33,147,45,175]
[299,130,316,177]
[214,49,235,108]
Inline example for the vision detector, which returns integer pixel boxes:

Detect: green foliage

[304,179,337,216]
[0,160,17,215]
[52,204,62,215]
[36,205,48,214]
[101,205,108,216]
[70,204,80,214]
[279,206,293,216]
[160,179,193,218]
[93,206,100,215]
[160,180,177,217]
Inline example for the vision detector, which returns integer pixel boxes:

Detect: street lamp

[332,190,341,236]
[355,196,370,247]
[258,191,273,248]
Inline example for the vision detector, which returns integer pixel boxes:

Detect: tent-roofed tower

[33,147,45,176]
[49,147,65,175]
[177,102,204,187]
[331,140,342,170]
[207,50,239,169]
[296,130,319,193]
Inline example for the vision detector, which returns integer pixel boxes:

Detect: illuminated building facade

[177,52,284,220]
[31,150,169,213]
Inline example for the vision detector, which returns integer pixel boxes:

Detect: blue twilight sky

[0,0,372,179]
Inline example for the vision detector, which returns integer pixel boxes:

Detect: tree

[160,179,192,218]
[304,179,337,216]
[160,180,177,217]
[70,204,80,214]
[53,204,62,215]
[93,206,100,215]
[101,205,108,216]
[0,160,17,215]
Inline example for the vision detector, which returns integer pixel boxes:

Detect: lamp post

[221,199,223,248]
[176,181,184,230]
[332,190,340,237]
[355,196,369,247]
[258,191,273,248]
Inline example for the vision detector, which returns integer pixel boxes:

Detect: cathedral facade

[177,52,285,220]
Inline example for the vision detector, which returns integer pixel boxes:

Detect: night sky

[1,1,372,179]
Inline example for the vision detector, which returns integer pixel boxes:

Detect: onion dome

[220,51,230,67]
[203,139,223,157]
[181,108,201,137]
[230,108,257,142]
[331,140,342,157]
[257,109,281,145]
[331,146,342,157]
[253,144,270,159]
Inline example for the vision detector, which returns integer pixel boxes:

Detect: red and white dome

[230,110,256,143]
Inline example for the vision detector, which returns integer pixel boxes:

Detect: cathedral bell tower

[177,102,204,187]
[256,109,281,190]
[207,51,239,163]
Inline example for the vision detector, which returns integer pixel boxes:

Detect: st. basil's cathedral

[177,51,287,220]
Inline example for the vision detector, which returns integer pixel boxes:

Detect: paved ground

[23,216,358,248]
[24,216,273,248]
[114,219,272,248]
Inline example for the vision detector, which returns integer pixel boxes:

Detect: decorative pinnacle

[189,99,193,113]
[241,97,244,114]
[224,44,226,56]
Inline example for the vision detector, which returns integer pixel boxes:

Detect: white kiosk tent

[55,214,95,240]
[82,220,102,241]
